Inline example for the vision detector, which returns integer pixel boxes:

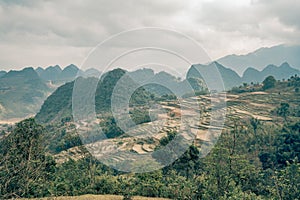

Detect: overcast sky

[0,0,299,71]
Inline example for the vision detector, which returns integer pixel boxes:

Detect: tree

[275,130,300,168]
[263,76,276,90]
[250,118,260,136]
[276,102,290,121]
[0,118,55,198]
[266,161,300,200]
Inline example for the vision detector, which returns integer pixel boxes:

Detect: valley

[0,69,299,199]
[52,82,299,164]
[1,1,300,199]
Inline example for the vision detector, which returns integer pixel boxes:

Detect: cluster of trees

[0,119,56,198]
[232,74,299,93]
[0,115,299,199]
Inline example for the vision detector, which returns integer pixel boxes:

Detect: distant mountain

[30,59,300,123]
[36,68,152,123]
[38,65,62,81]
[242,67,261,84]
[84,68,101,78]
[128,68,155,83]
[59,64,80,82]
[217,45,300,75]
[128,68,204,96]
[0,71,6,78]
[187,62,242,90]
[0,67,51,119]
[35,65,100,83]
[131,70,182,96]
[35,67,44,76]
[36,66,206,123]
[242,62,300,83]
[186,61,299,90]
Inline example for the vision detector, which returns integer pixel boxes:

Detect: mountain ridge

[242,62,299,83]
[0,67,51,119]
[35,64,101,83]
[217,44,300,75]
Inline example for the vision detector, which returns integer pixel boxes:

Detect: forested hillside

[1,75,299,199]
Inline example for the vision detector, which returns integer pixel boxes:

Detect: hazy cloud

[0,0,298,70]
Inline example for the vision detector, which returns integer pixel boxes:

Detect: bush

[262,76,276,90]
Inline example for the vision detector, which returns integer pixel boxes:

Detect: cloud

[190,0,300,58]
[255,0,300,29]
[0,0,298,70]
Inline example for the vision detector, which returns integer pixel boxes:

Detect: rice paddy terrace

[54,87,299,164]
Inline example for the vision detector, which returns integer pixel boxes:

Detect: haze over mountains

[187,61,299,90]
[217,44,300,75]
[187,62,241,90]
[0,68,51,119]
[36,68,154,123]
[0,65,101,121]
[242,62,299,84]
[35,61,300,123]
[36,64,101,83]
[0,45,300,121]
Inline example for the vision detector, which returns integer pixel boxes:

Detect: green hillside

[0,67,51,119]
[36,68,153,123]
[187,62,242,90]
[35,81,74,123]
[1,75,300,199]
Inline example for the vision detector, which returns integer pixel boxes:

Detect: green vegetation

[99,115,124,138]
[47,126,82,154]
[1,112,300,199]
[36,69,153,123]
[129,108,152,125]
[36,81,74,123]
[263,75,276,90]
[1,73,300,199]
[24,195,169,200]
[158,131,177,147]
[0,119,55,198]
[276,102,290,121]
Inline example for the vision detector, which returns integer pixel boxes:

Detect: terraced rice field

[54,89,298,163]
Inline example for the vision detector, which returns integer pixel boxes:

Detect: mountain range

[1,61,299,121]
[217,44,300,75]
[1,44,300,121]
[36,64,101,83]
[36,61,300,123]
[0,71,6,78]
[187,61,299,90]
[0,68,51,120]
[128,68,205,96]
[242,62,299,84]
[187,62,242,90]
[36,68,154,123]
[0,65,102,121]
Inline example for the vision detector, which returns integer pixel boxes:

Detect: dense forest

[0,75,299,199]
